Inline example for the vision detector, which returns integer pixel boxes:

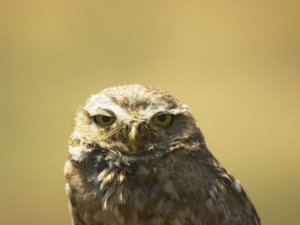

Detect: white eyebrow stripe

[87,103,135,121]
[85,93,189,122]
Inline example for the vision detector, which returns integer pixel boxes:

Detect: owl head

[72,84,204,158]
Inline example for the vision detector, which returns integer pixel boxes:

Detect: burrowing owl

[64,84,260,225]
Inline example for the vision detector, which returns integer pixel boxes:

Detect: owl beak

[128,124,139,154]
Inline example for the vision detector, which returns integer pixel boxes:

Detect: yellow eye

[152,114,173,127]
[93,115,115,126]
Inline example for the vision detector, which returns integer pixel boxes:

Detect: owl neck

[67,135,208,210]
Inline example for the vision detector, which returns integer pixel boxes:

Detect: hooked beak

[128,123,139,154]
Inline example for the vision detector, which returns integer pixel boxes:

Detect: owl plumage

[64,84,260,225]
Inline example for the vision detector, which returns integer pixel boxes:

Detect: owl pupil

[102,116,111,122]
[157,114,166,121]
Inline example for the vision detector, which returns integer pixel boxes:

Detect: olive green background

[0,1,299,225]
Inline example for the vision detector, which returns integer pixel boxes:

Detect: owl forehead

[84,86,188,120]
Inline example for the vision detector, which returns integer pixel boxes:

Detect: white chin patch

[68,146,85,161]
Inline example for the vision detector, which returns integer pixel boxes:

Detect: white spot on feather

[100,171,116,189]
[220,172,231,181]
[64,161,72,175]
[118,173,126,183]
[65,183,71,197]
[233,179,242,193]
[209,185,218,200]
[118,192,125,204]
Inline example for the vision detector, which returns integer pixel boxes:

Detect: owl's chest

[90,154,203,208]
[96,163,165,208]
[81,162,190,225]
[70,153,217,225]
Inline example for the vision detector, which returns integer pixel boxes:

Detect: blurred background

[0,0,299,225]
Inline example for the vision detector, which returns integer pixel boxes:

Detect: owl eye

[93,115,115,126]
[152,114,173,127]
